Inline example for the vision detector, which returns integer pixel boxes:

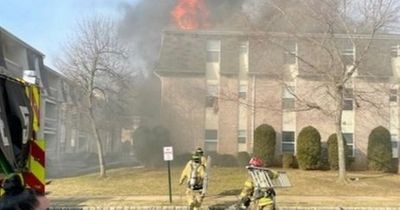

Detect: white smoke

[241,0,270,24]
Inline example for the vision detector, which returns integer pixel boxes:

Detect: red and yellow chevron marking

[26,85,40,133]
[23,84,45,194]
[23,139,45,194]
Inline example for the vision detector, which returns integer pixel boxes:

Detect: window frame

[282,131,295,154]
[207,40,221,63]
[239,84,247,99]
[343,132,354,157]
[390,88,398,103]
[238,130,247,144]
[391,45,400,57]
[205,129,218,142]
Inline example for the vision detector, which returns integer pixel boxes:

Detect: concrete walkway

[49,195,400,209]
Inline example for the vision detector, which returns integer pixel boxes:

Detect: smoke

[117,0,250,75]
[241,0,270,24]
[118,0,175,76]
[115,0,274,127]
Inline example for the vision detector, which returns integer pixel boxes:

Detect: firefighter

[179,153,206,210]
[238,157,278,210]
[0,173,49,210]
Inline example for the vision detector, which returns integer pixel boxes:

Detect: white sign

[163,146,174,161]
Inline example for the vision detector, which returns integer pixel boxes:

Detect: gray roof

[156,29,400,77]
[0,27,45,57]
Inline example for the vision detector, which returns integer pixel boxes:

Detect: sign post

[163,146,174,203]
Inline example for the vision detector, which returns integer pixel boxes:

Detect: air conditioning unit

[23,70,36,84]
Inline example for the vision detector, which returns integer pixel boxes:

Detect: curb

[49,207,400,210]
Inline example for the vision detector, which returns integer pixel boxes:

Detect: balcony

[4,58,23,78]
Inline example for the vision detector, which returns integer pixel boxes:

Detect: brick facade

[156,30,400,169]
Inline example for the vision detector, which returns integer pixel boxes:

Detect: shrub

[319,145,330,170]
[390,158,399,173]
[218,154,238,167]
[282,153,295,169]
[174,153,192,166]
[253,124,276,166]
[120,141,132,155]
[367,126,392,171]
[132,125,172,167]
[327,134,351,170]
[296,126,321,170]
[237,152,251,167]
[207,152,238,167]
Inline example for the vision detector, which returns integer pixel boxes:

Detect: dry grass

[47,166,400,207]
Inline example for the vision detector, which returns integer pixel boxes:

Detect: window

[240,42,248,54]
[205,129,218,142]
[206,96,217,108]
[283,85,295,98]
[207,40,220,63]
[238,130,246,143]
[343,88,354,111]
[282,98,295,110]
[343,133,354,157]
[390,89,397,102]
[282,85,295,110]
[284,42,297,65]
[282,131,295,153]
[344,88,354,98]
[239,84,247,99]
[391,45,400,57]
[206,85,218,108]
[341,46,355,65]
[205,129,218,152]
[391,134,398,158]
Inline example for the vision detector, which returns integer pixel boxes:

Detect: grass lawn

[47,166,400,207]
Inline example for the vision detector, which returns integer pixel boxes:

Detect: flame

[171,0,209,30]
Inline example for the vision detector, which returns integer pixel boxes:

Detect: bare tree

[57,16,129,177]
[239,0,400,183]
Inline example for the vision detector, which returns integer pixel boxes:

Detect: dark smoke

[118,0,249,74]
[116,0,253,130]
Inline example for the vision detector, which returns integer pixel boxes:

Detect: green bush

[296,126,321,170]
[132,125,172,167]
[282,153,295,168]
[319,145,330,170]
[253,124,276,166]
[327,134,351,170]
[174,153,192,166]
[237,152,251,167]
[218,154,239,167]
[367,126,392,171]
[390,158,399,173]
[208,152,238,167]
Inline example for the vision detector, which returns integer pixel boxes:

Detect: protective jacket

[239,170,278,209]
[179,160,206,210]
[179,160,206,190]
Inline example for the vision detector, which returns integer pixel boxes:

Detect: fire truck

[0,73,45,195]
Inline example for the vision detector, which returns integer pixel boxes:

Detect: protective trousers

[250,199,274,210]
[186,188,203,210]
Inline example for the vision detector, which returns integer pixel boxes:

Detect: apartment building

[155,29,400,169]
[1,27,126,173]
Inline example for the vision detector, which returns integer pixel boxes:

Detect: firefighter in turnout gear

[179,153,206,210]
[238,157,278,210]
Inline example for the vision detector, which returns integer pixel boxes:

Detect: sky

[0,0,140,69]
